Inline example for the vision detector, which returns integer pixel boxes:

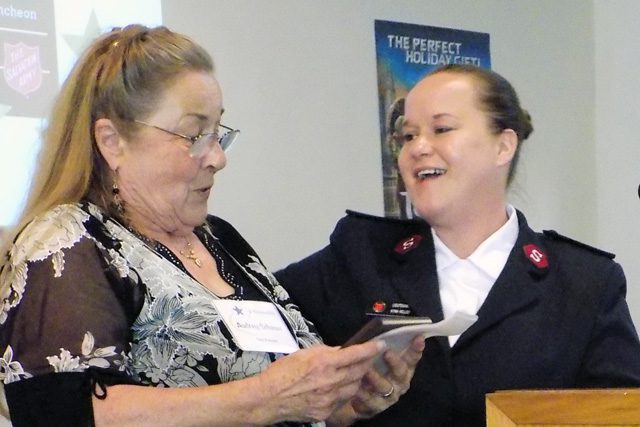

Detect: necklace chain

[127,226,157,249]
[126,224,202,269]
[180,239,203,268]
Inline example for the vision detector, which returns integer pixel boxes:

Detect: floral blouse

[0,201,322,426]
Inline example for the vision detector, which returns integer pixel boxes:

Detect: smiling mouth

[417,168,447,180]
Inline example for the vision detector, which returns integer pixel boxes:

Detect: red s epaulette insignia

[523,244,548,269]
[394,234,423,254]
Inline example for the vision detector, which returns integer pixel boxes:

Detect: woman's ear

[94,118,123,171]
[496,128,518,167]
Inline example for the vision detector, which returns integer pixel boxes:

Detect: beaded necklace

[127,225,245,299]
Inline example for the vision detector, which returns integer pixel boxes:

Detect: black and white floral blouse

[0,201,322,426]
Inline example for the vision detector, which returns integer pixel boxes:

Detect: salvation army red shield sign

[4,42,43,97]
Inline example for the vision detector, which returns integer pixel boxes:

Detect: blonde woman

[0,25,423,426]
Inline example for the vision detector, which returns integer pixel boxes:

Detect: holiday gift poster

[375,20,490,219]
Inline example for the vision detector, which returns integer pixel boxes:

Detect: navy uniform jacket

[275,210,640,426]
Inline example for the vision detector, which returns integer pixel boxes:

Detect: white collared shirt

[433,205,519,346]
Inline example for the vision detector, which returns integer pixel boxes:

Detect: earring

[112,177,125,216]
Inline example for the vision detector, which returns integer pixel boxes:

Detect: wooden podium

[486,389,640,426]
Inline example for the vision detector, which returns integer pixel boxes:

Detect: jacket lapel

[386,225,451,354]
[454,211,550,348]
[389,231,445,322]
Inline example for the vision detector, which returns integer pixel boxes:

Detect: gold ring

[381,384,395,398]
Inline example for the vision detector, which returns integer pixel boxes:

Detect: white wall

[164,1,640,323]
[594,0,640,326]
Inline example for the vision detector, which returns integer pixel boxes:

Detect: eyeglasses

[134,119,240,158]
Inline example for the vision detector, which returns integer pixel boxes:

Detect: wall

[164,1,639,323]
[163,0,596,258]
[594,0,640,326]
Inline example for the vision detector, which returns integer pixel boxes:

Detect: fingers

[315,341,387,389]
[404,335,426,365]
[324,375,365,405]
[357,334,426,404]
[330,337,427,422]
[257,343,388,424]
[384,335,425,377]
[332,340,387,366]
[362,369,396,399]
[292,342,386,396]
[380,351,411,393]
[308,337,425,422]
[349,371,399,418]
[300,343,387,419]
[383,349,408,376]
[260,338,416,423]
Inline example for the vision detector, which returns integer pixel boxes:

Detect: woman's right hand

[94,341,384,427]
[251,341,386,424]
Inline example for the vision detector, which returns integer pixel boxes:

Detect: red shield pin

[523,244,548,269]
[394,234,423,254]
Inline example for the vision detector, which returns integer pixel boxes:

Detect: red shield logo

[4,42,43,97]
[394,234,423,254]
[523,244,548,269]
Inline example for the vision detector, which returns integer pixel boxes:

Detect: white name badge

[213,300,300,354]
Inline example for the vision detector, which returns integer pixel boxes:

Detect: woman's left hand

[327,335,425,426]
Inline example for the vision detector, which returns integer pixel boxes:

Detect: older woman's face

[398,72,508,226]
[117,71,225,233]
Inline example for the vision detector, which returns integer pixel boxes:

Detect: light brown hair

[2,25,214,253]
[430,64,533,184]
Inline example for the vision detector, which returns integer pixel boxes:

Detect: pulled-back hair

[7,25,214,245]
[431,64,533,184]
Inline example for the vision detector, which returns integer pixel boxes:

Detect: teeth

[417,168,446,179]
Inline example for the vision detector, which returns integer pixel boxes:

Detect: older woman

[0,25,423,426]
[277,64,640,426]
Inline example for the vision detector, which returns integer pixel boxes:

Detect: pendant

[180,239,203,268]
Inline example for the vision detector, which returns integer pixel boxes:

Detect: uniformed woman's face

[398,72,512,227]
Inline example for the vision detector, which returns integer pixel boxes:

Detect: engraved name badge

[213,300,300,354]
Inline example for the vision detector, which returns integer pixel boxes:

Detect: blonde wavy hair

[0,24,214,258]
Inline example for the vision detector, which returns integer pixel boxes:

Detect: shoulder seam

[543,229,615,259]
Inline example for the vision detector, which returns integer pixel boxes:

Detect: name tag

[213,300,299,354]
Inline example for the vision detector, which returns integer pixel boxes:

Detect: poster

[0,0,162,232]
[374,20,491,218]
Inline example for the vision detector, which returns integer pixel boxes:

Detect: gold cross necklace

[180,239,203,268]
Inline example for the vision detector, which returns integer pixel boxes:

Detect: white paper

[372,311,478,374]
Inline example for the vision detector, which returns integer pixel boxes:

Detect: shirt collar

[433,205,519,280]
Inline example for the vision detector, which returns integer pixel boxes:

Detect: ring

[381,384,395,398]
